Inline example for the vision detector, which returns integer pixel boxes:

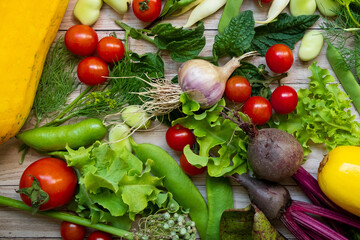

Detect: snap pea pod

[326,40,360,114]
[218,0,243,34]
[130,140,208,239]
[17,118,107,152]
[206,175,234,240]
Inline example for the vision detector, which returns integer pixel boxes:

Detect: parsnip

[183,0,227,28]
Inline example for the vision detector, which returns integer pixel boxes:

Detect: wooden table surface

[0,0,358,239]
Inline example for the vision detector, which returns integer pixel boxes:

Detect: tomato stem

[139,0,150,11]
[0,196,134,239]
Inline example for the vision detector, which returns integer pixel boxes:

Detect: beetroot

[222,109,303,182]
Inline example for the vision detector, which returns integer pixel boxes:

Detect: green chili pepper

[218,0,243,34]
[17,118,107,152]
[326,40,360,114]
[205,175,234,240]
[130,139,208,239]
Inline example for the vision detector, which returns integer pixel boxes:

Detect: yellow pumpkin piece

[318,145,360,217]
[0,0,69,145]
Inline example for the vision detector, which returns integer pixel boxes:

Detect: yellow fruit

[318,145,360,217]
[0,0,69,145]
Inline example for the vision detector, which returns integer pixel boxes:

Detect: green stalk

[42,86,94,127]
[115,21,155,45]
[0,196,134,239]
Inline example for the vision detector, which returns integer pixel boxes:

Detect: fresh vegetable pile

[2,0,360,239]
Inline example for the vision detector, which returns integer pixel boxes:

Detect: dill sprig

[32,36,80,126]
[321,2,360,77]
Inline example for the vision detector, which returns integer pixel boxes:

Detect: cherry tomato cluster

[64,25,125,86]
[225,44,297,125]
[165,124,206,176]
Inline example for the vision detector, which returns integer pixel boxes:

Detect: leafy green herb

[249,13,320,55]
[269,62,360,156]
[213,10,255,59]
[32,37,79,126]
[64,142,178,227]
[116,21,206,62]
[174,94,248,177]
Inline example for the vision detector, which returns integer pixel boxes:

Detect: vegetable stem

[115,21,155,45]
[0,196,134,239]
[43,86,94,127]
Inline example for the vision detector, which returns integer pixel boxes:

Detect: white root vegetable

[255,0,290,25]
[171,0,205,17]
[183,0,227,28]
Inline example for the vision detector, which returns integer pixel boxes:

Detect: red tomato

[180,154,206,176]
[225,76,252,103]
[77,57,109,85]
[166,124,196,152]
[132,0,162,22]
[97,36,125,64]
[64,25,98,56]
[270,85,298,114]
[60,221,86,240]
[242,96,272,125]
[88,231,112,240]
[257,0,273,4]
[265,44,294,74]
[18,158,77,211]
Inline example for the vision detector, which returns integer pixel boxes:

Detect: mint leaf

[152,22,206,62]
[249,14,320,55]
[213,10,255,59]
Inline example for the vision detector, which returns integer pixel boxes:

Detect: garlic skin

[178,59,225,108]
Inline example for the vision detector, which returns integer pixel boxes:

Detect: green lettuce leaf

[269,62,360,156]
[174,94,248,177]
[65,142,174,226]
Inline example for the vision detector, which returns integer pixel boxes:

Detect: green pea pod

[326,40,360,114]
[130,140,208,239]
[218,0,243,34]
[206,175,234,240]
[17,118,107,152]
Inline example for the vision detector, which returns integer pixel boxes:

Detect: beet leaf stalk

[229,166,360,239]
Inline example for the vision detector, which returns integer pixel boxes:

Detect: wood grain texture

[0,0,358,239]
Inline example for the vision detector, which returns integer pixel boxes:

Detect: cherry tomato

[88,231,112,240]
[265,44,294,74]
[77,56,109,85]
[270,85,298,114]
[19,158,77,211]
[132,0,162,22]
[180,154,206,176]
[97,36,125,64]
[225,76,252,103]
[166,124,196,152]
[257,0,273,4]
[242,96,272,125]
[60,221,86,240]
[64,25,98,56]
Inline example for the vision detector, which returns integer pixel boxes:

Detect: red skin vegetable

[65,25,98,56]
[60,221,86,240]
[166,124,196,151]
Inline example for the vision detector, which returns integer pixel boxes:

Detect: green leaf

[130,52,165,79]
[220,205,286,240]
[152,22,206,62]
[269,62,360,156]
[213,10,255,59]
[249,14,320,55]
[175,99,249,177]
